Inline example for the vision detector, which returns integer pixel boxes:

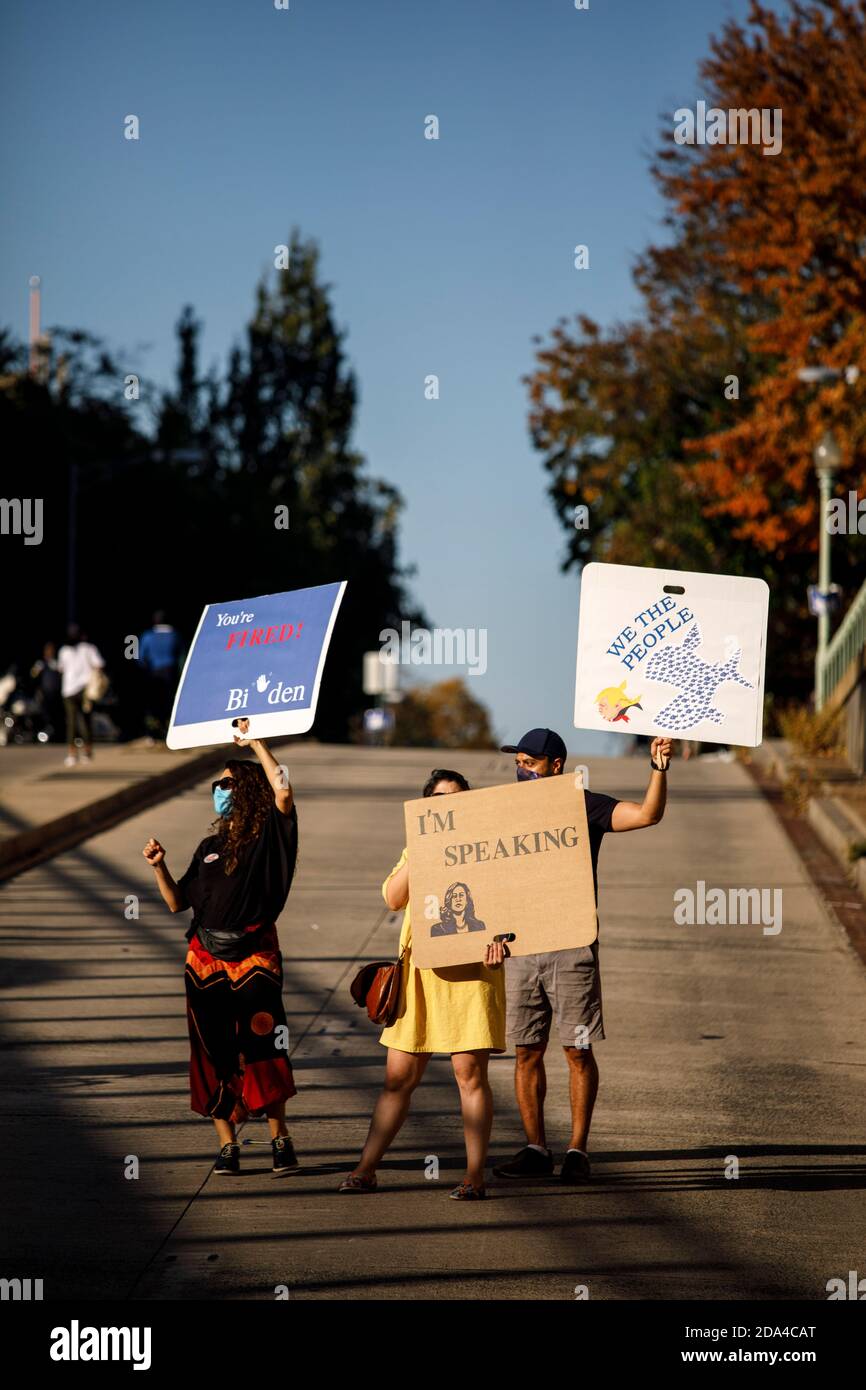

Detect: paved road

[1,747,865,1300]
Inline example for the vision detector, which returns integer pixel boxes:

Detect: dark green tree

[1,230,423,741]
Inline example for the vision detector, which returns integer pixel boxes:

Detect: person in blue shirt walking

[140,611,182,739]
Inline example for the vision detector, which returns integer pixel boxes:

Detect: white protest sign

[574,563,769,746]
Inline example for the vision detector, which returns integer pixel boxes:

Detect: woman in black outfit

[143,736,300,1177]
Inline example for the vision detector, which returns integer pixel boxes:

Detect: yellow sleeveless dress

[378,847,506,1054]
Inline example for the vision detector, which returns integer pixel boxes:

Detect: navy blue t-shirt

[583,789,619,907]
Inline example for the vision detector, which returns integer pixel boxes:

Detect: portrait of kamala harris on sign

[430,881,487,936]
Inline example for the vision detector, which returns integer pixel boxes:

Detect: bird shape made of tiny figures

[644,622,752,732]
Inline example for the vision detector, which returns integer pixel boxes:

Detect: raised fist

[143,837,165,866]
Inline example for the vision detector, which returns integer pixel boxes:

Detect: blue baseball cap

[500,727,568,764]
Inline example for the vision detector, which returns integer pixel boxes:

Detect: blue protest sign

[166,581,346,749]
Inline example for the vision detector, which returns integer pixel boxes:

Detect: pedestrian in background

[30,641,64,741]
[140,610,182,740]
[57,625,105,766]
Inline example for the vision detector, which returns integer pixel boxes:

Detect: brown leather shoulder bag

[350,947,406,1026]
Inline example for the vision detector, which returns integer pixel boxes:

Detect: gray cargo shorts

[505,942,604,1048]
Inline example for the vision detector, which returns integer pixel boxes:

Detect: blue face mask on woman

[213,786,233,817]
[516,766,540,781]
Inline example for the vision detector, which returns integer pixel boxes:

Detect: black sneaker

[560,1149,591,1183]
[492,1145,554,1179]
[214,1142,240,1176]
[271,1135,300,1177]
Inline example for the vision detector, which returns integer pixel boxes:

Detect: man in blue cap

[493,726,671,1183]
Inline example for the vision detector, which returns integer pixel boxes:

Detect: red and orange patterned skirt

[184,925,296,1119]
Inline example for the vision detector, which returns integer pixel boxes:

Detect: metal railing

[818,574,866,709]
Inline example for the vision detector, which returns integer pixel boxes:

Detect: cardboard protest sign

[574,563,769,747]
[166,581,346,749]
[406,776,597,969]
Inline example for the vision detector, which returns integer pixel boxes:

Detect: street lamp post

[813,430,842,710]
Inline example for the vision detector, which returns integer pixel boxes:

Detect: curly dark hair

[213,759,274,874]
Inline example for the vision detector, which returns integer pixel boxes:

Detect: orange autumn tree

[392,678,497,750]
[527,0,866,699]
[659,0,866,547]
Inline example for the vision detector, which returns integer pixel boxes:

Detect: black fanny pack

[196,922,269,962]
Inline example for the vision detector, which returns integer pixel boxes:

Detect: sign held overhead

[167,580,346,749]
[574,563,769,747]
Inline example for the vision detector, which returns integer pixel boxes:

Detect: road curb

[0,748,229,882]
[744,756,866,971]
[808,796,866,899]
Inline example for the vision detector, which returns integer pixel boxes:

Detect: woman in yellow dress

[340,769,507,1200]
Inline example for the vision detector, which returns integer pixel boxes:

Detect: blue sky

[1,0,782,752]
